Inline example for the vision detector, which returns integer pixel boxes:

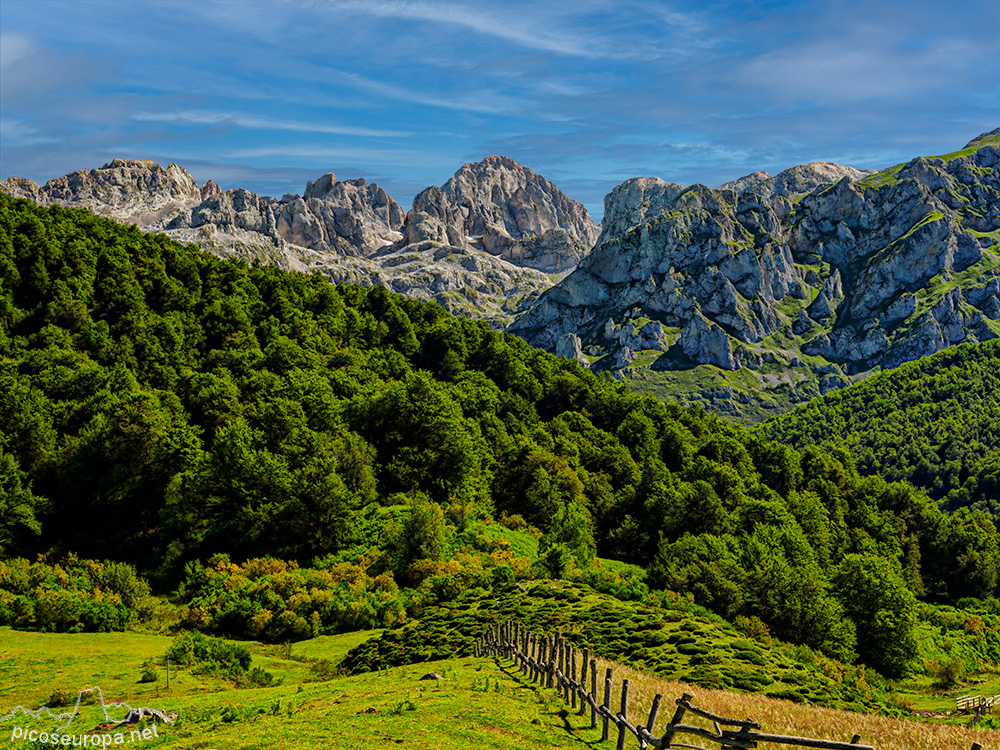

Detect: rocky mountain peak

[966,128,1000,149]
[278,174,405,257]
[404,155,599,272]
[512,136,999,415]
[32,159,202,225]
[303,173,337,199]
[596,177,688,247]
[720,161,876,203]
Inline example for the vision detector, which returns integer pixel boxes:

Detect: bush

[178,555,406,642]
[241,666,282,688]
[0,556,148,632]
[930,657,965,689]
[139,661,157,683]
[166,631,251,679]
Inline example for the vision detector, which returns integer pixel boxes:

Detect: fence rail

[957,693,1000,713]
[475,620,985,750]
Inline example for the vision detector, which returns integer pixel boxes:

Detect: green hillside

[1,194,999,683]
[4,627,995,750]
[758,340,1000,522]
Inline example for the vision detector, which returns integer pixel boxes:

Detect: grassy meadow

[2,627,998,750]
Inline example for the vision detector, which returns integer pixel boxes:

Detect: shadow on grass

[491,656,604,748]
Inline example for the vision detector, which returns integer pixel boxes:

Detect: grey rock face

[807,270,844,322]
[22,158,202,225]
[680,314,735,370]
[610,346,638,369]
[555,333,589,367]
[1,155,598,328]
[275,175,406,257]
[403,156,599,273]
[595,177,687,247]
[511,183,799,355]
[511,141,1000,385]
[719,162,876,203]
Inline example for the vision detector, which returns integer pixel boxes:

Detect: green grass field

[0,628,603,749]
[2,627,998,750]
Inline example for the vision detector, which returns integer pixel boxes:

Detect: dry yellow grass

[573,655,999,750]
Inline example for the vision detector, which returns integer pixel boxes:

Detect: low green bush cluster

[164,631,278,687]
[178,554,407,642]
[340,580,889,712]
[0,554,151,633]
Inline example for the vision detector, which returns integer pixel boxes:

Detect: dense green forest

[2,194,999,680]
[757,341,1000,522]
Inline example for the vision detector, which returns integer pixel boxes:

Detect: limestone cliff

[511,134,1000,417]
[403,155,599,273]
[1,156,594,327]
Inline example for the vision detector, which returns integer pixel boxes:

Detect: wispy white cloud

[131,111,411,138]
[0,117,55,147]
[332,0,614,58]
[325,67,525,115]
[0,30,34,72]
[735,34,985,105]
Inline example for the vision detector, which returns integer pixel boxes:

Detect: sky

[1,0,997,222]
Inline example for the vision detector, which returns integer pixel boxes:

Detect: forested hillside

[2,194,998,680]
[758,341,1000,522]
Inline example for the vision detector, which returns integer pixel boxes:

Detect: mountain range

[3,129,997,418]
[1,155,597,329]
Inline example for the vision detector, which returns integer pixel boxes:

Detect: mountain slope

[510,134,1000,421]
[757,339,1000,520]
[3,193,1000,679]
[0,156,599,328]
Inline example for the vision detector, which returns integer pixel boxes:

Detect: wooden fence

[475,620,987,750]
[957,693,1000,714]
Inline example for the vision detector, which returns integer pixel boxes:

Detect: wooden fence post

[590,660,598,729]
[547,637,555,689]
[541,636,547,688]
[558,635,565,681]
[579,650,589,716]
[538,638,546,685]
[570,649,577,709]
[660,692,691,748]
[647,693,661,733]
[616,678,629,750]
[602,668,612,742]
[564,645,571,703]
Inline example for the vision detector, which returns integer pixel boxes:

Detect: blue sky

[1,0,997,222]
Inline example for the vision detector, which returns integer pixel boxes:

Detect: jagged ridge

[511,137,1000,418]
[0,156,599,329]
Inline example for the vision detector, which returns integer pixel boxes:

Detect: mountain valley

[5,131,997,421]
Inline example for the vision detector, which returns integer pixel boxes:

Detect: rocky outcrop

[511,139,1000,389]
[719,162,876,203]
[29,158,202,225]
[402,156,599,272]
[555,333,589,367]
[680,314,735,370]
[511,183,800,353]
[595,177,687,246]
[274,175,405,257]
[1,155,596,328]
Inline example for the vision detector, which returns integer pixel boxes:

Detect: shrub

[139,661,157,684]
[0,556,147,632]
[47,689,72,707]
[166,631,251,679]
[178,555,407,642]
